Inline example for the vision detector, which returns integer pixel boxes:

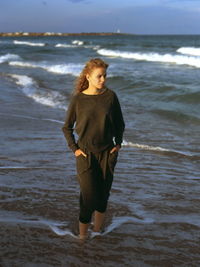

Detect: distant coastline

[0,32,131,37]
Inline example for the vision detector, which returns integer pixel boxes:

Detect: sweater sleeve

[62,96,79,153]
[113,93,125,147]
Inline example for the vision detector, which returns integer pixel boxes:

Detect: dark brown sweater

[62,88,125,153]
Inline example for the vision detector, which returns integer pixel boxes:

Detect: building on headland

[43,32,63,36]
[44,32,55,36]
[0,31,131,37]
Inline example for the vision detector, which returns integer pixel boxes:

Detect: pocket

[108,151,118,174]
[76,154,90,175]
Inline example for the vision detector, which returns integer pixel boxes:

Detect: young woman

[62,58,125,239]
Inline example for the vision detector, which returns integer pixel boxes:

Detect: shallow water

[0,35,200,266]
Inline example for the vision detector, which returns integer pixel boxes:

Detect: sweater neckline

[80,88,108,96]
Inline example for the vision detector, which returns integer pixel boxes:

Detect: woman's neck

[83,87,105,95]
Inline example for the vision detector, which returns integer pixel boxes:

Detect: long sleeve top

[62,88,125,153]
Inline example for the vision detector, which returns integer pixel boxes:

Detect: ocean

[0,34,200,267]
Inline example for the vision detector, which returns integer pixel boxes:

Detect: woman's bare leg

[79,221,89,239]
[93,211,105,232]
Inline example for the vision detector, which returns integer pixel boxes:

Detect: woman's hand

[75,149,87,158]
[110,144,121,154]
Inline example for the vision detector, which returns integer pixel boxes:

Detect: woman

[62,58,125,239]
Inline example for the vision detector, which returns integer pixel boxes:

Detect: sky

[0,0,200,34]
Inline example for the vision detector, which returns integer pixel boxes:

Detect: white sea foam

[122,140,171,152]
[122,140,193,157]
[29,92,66,109]
[9,74,66,110]
[90,216,154,238]
[46,64,82,75]
[55,43,76,48]
[9,60,114,76]
[177,47,200,56]
[92,45,101,50]
[49,225,78,238]
[72,40,84,46]
[97,49,200,68]
[55,42,100,50]
[11,74,35,87]
[55,40,83,49]
[0,53,21,64]
[9,61,82,76]
[49,215,153,238]
[9,61,38,68]
[13,40,46,47]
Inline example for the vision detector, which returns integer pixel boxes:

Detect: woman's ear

[86,73,90,81]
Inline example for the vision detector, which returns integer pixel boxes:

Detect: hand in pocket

[75,149,87,158]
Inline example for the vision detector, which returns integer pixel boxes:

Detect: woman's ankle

[79,221,89,237]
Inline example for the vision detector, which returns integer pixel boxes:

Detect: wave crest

[0,53,21,64]
[9,74,66,110]
[122,140,195,158]
[9,61,83,76]
[72,40,84,46]
[13,40,46,47]
[97,49,200,68]
[177,47,200,57]
[55,44,76,48]
[55,42,100,50]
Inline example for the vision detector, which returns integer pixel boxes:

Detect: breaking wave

[9,61,83,76]
[97,49,200,68]
[55,41,100,50]
[72,40,84,46]
[8,74,66,110]
[13,40,46,47]
[177,47,200,57]
[122,140,196,158]
[0,53,21,64]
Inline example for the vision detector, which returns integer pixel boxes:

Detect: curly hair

[74,58,109,94]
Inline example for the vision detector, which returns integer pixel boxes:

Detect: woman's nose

[101,76,105,82]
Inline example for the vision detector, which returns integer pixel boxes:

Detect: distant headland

[0,32,132,37]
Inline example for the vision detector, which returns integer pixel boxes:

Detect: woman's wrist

[115,144,121,151]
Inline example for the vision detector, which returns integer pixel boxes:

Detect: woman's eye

[97,74,106,78]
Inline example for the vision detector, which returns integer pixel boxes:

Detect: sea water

[0,35,200,266]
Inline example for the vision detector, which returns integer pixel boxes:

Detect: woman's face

[86,67,107,90]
